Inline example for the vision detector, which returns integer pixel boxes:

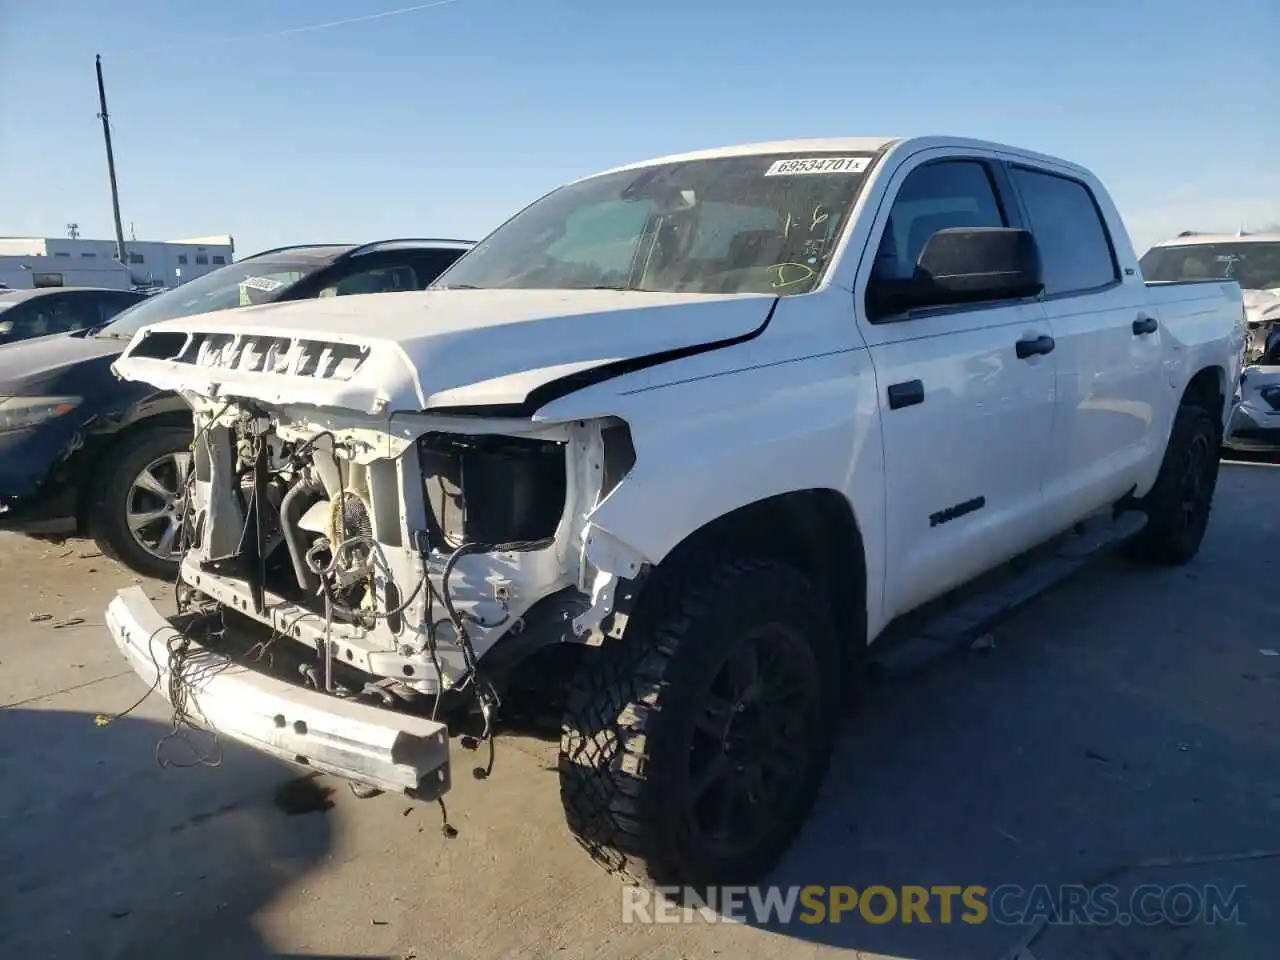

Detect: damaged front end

[104,353,648,802]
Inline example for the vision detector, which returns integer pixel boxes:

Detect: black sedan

[0,238,472,578]
[0,286,147,346]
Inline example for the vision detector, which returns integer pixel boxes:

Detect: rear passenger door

[1007,165,1165,521]
[855,152,1059,620]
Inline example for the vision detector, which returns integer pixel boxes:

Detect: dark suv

[0,238,472,578]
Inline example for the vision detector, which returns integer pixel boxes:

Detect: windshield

[433,152,876,296]
[1140,241,1280,291]
[96,257,326,338]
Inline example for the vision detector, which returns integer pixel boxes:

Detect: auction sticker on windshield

[240,276,287,293]
[764,157,872,176]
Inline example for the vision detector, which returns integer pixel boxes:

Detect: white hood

[111,288,776,416]
[1243,287,1280,324]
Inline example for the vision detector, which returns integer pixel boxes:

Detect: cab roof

[576,135,1097,183]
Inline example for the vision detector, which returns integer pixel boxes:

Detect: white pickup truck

[105,136,1246,891]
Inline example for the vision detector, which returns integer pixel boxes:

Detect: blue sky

[1,0,1276,257]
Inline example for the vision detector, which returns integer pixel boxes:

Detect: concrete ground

[1,456,1278,960]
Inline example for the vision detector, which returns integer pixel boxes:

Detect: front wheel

[1123,403,1221,566]
[558,555,841,890]
[87,424,194,581]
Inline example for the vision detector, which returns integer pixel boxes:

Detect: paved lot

[2,456,1278,960]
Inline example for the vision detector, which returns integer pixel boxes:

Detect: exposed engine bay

[173,397,641,727]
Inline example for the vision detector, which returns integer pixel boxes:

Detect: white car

[105,135,1245,890]
[1141,231,1280,452]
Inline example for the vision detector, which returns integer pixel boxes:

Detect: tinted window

[0,294,95,341]
[1011,167,1118,295]
[316,264,420,298]
[1139,241,1280,290]
[873,160,1006,283]
[97,291,146,323]
[410,249,467,286]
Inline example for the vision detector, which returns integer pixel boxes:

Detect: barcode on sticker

[764,157,871,176]
[240,276,286,293]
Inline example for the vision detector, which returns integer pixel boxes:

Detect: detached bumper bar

[105,587,451,799]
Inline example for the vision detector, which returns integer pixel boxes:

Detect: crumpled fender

[556,340,889,636]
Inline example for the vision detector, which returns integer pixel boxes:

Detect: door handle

[1015,335,1055,359]
[1133,315,1159,335]
[887,379,924,410]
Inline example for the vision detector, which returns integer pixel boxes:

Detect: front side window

[317,264,419,298]
[434,152,876,296]
[1010,167,1118,295]
[1139,241,1280,291]
[871,159,1007,285]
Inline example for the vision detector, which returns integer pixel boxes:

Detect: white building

[0,235,235,291]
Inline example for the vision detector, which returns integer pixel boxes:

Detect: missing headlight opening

[166,400,643,805]
[417,432,568,550]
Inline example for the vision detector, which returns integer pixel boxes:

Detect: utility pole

[95,54,128,265]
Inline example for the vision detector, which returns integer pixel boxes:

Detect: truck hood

[111,288,776,416]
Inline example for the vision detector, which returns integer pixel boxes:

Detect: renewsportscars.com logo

[621,884,1248,927]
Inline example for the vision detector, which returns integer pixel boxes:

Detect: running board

[869,509,1148,678]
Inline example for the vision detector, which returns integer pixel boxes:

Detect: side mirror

[869,227,1044,318]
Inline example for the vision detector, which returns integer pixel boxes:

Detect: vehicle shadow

[0,706,386,960]
[712,463,1280,958]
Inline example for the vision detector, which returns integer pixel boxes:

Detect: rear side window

[316,264,420,298]
[1011,167,1118,296]
[410,250,468,286]
[873,160,1007,283]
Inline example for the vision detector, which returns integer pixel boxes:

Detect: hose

[280,477,324,593]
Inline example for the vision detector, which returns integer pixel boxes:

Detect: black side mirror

[869,227,1044,318]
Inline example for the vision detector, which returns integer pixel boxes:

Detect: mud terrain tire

[558,555,841,890]
[1122,403,1221,566]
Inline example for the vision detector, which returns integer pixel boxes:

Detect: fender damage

[102,288,776,797]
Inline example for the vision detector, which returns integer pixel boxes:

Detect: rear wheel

[87,424,194,580]
[558,555,841,890]
[1123,403,1220,566]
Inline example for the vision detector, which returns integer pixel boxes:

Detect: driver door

[855,153,1060,621]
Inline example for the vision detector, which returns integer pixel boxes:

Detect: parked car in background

[1228,365,1280,453]
[0,238,472,578]
[1140,231,1280,364]
[0,287,147,347]
[1141,232,1280,454]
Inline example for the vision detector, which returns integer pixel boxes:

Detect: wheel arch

[628,488,869,662]
[73,409,194,532]
[1180,364,1227,428]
